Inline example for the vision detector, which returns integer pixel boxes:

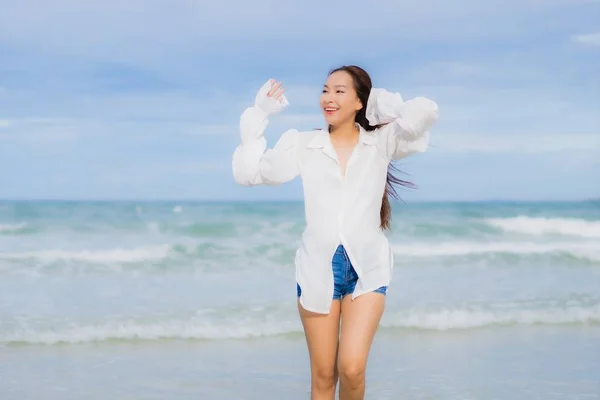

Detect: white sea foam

[3,299,598,345]
[0,223,28,233]
[391,241,600,261]
[1,313,299,345]
[485,216,600,238]
[0,245,172,263]
[382,301,600,330]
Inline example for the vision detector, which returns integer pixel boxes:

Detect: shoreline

[2,325,599,399]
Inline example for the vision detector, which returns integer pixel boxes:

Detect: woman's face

[320,70,363,127]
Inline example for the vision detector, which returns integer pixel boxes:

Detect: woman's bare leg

[298,299,342,400]
[337,293,385,400]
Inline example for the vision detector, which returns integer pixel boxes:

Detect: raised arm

[232,79,300,186]
[366,88,439,161]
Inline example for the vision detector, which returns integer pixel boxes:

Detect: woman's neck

[329,120,359,144]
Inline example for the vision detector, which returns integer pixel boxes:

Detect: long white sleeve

[366,88,439,161]
[232,105,300,186]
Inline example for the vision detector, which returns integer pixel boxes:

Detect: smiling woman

[232,65,439,399]
[322,66,425,231]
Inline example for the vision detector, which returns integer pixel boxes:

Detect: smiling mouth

[324,107,338,115]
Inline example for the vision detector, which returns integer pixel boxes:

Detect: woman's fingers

[255,79,288,114]
[267,80,285,101]
[267,80,281,97]
[274,87,285,100]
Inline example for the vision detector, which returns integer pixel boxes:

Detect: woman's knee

[338,360,365,387]
[312,366,336,390]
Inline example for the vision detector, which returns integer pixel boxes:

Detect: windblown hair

[327,65,415,231]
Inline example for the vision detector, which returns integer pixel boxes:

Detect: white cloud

[0,120,12,129]
[0,86,250,124]
[98,160,226,188]
[0,117,86,142]
[178,115,600,155]
[388,83,600,134]
[2,77,597,153]
[0,0,594,65]
[407,62,481,79]
[431,132,600,153]
[572,32,600,46]
[401,57,567,86]
[158,161,227,174]
[183,124,237,136]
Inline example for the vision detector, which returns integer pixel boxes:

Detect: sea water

[1,200,599,399]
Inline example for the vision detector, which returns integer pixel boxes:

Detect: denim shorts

[297,244,387,300]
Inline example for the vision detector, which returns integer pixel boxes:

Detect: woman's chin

[323,114,341,126]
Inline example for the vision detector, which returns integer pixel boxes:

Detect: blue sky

[0,0,599,201]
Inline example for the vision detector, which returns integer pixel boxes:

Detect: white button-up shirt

[232,82,439,314]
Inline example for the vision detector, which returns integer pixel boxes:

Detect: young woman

[232,65,438,400]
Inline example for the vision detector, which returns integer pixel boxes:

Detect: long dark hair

[328,65,415,231]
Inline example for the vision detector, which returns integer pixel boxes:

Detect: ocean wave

[1,306,299,345]
[0,222,31,234]
[175,222,238,238]
[0,242,298,275]
[391,241,600,262]
[382,300,600,330]
[0,245,172,264]
[3,298,599,345]
[485,216,600,238]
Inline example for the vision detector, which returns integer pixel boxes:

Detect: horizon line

[0,198,597,203]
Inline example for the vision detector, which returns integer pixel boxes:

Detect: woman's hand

[267,79,285,100]
[255,79,289,116]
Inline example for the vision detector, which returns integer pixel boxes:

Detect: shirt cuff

[239,105,269,146]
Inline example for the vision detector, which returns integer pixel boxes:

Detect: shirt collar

[307,123,377,149]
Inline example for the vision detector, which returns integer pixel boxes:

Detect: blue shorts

[297,244,387,300]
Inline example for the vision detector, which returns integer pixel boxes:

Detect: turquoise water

[1,200,599,398]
